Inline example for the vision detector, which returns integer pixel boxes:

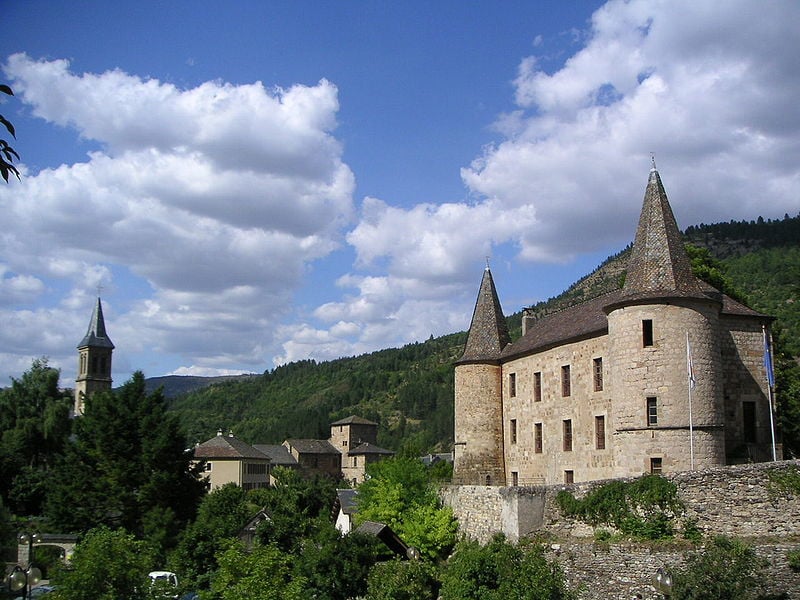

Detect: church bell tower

[74,297,114,416]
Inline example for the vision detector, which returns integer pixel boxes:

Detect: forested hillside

[168,214,800,455]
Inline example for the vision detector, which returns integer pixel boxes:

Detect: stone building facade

[454,167,777,486]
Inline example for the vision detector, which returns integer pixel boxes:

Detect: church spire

[78,296,115,350]
[623,166,703,296]
[74,297,114,416]
[458,267,511,363]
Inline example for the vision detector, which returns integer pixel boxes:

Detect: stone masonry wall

[442,460,800,598]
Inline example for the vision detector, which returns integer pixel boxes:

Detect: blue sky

[2,1,799,386]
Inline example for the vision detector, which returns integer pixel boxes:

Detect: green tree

[439,535,574,600]
[0,358,72,515]
[365,559,439,600]
[52,526,156,600]
[45,372,206,554]
[169,483,252,592]
[210,539,306,600]
[293,519,380,600]
[685,244,748,303]
[671,536,775,600]
[0,83,21,182]
[356,457,458,560]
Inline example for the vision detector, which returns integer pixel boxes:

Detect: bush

[671,536,774,600]
[555,475,681,540]
[439,535,574,600]
[365,559,439,600]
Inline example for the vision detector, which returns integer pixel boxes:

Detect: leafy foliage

[169,484,253,592]
[366,559,439,600]
[555,475,682,540]
[168,334,464,453]
[766,464,800,496]
[671,536,771,600]
[0,358,73,515]
[45,372,206,553]
[51,526,156,600]
[356,457,458,560]
[210,539,307,600]
[439,534,574,600]
[0,83,21,183]
[172,468,378,600]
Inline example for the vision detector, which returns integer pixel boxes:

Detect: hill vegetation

[167,213,800,455]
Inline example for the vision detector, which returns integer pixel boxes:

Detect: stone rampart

[441,460,800,598]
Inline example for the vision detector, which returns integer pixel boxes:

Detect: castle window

[510,419,517,444]
[534,372,542,402]
[650,457,663,474]
[647,397,658,426]
[342,440,348,447]
[204,462,212,472]
[564,470,574,484]
[509,373,517,398]
[511,471,519,486]
[534,423,543,453]
[593,358,603,391]
[91,356,98,374]
[562,419,573,451]
[643,319,654,347]
[743,401,757,443]
[352,456,358,467]
[595,416,606,450]
[561,365,571,397]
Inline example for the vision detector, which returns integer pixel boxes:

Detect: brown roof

[502,292,613,360]
[457,267,511,364]
[194,433,270,460]
[330,415,378,426]
[503,285,770,362]
[253,444,299,466]
[285,439,340,454]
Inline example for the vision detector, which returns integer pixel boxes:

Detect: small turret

[453,266,509,485]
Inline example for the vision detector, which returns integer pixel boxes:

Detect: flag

[764,326,775,388]
[686,333,696,390]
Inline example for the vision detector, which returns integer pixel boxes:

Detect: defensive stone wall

[441,460,800,598]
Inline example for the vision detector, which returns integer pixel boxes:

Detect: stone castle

[453,165,778,486]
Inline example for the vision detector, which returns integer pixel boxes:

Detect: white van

[148,571,178,599]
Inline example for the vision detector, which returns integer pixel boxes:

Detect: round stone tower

[605,166,724,476]
[453,266,510,485]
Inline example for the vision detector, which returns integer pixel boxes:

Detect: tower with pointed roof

[74,297,115,416]
[603,165,725,475]
[453,266,511,485]
[453,165,776,487]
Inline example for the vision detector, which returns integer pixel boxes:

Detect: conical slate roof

[458,267,511,364]
[77,297,114,349]
[623,166,704,297]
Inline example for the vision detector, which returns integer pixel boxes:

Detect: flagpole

[687,332,695,470]
[764,325,778,461]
